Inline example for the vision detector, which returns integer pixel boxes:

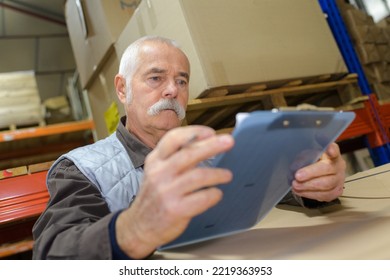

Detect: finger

[292,174,338,192]
[136,167,232,219]
[142,168,232,222]
[323,142,340,160]
[171,167,233,195]
[151,126,216,161]
[295,159,335,182]
[289,148,320,172]
[292,182,344,202]
[177,186,224,217]
[162,133,234,175]
[295,143,342,182]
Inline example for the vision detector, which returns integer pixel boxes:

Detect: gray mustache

[147,99,186,120]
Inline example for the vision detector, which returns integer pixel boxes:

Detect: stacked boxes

[115,0,347,100]
[375,17,390,100]
[86,52,123,139]
[64,0,141,139]
[0,71,45,129]
[65,0,141,89]
[66,0,348,139]
[338,2,390,100]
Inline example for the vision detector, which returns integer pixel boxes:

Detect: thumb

[323,142,340,160]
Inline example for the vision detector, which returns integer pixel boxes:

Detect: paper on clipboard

[160,110,355,250]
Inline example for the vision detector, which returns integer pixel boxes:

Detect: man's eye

[149,76,161,82]
[177,79,187,86]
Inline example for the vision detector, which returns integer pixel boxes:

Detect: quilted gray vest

[48,133,143,212]
[48,132,214,213]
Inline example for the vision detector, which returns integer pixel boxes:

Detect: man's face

[124,42,190,145]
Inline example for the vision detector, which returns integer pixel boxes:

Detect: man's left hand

[292,142,346,202]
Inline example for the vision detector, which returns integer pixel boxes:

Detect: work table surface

[154,164,390,260]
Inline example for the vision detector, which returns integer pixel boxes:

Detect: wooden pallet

[0,119,94,142]
[0,120,46,133]
[185,73,361,131]
[0,161,54,180]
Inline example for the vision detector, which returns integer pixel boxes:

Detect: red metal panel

[337,94,390,148]
[337,106,375,141]
[0,171,49,246]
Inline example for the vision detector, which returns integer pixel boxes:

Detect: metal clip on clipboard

[276,103,335,112]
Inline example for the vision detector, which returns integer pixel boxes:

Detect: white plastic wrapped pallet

[0,71,45,129]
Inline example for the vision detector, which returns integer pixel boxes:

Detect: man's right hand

[115,125,234,259]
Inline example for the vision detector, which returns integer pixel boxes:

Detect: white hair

[118,35,182,103]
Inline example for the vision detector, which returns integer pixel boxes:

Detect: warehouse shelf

[0,120,95,258]
[0,165,49,258]
[318,0,372,94]
[0,170,48,225]
[337,94,390,143]
[186,73,360,130]
[379,100,390,126]
[187,74,358,113]
[0,119,96,170]
[186,69,390,158]
[319,0,390,165]
[186,73,361,127]
[0,119,95,142]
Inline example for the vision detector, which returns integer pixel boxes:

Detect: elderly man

[32,36,346,259]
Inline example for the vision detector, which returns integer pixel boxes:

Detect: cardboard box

[86,52,125,139]
[372,81,390,100]
[349,25,378,43]
[376,43,390,62]
[373,62,390,83]
[374,27,389,44]
[342,8,377,44]
[382,27,390,43]
[377,16,390,28]
[363,64,376,83]
[363,62,390,85]
[355,43,381,64]
[65,0,141,89]
[115,0,348,100]
[343,8,375,28]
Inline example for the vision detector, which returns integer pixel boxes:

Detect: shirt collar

[115,116,152,168]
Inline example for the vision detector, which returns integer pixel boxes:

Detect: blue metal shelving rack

[319,0,390,166]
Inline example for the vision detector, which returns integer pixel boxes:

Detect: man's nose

[162,79,178,98]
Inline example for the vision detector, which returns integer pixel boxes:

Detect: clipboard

[160,110,355,250]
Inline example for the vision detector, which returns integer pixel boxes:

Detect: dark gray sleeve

[279,190,340,208]
[32,159,116,259]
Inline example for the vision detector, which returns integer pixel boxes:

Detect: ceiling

[0,0,75,102]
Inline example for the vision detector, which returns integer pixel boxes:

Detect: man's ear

[114,74,127,104]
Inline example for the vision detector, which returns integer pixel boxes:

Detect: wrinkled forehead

[138,41,190,72]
